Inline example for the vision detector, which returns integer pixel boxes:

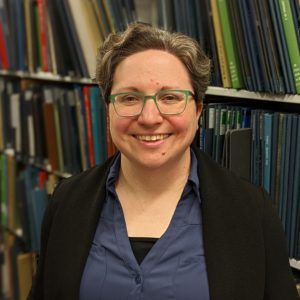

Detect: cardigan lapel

[195,147,266,300]
[46,158,115,299]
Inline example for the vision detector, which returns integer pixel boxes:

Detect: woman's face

[109,49,202,170]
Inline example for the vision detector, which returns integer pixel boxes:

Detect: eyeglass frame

[109,89,195,117]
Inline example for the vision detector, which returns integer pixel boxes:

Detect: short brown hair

[95,23,211,102]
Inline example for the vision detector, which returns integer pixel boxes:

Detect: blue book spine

[279,114,292,231]
[31,188,48,252]
[90,87,102,165]
[23,167,39,251]
[262,113,273,194]
[290,115,300,258]
[15,0,26,70]
[285,115,298,255]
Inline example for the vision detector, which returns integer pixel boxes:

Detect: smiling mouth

[134,134,170,142]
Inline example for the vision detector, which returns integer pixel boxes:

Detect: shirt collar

[106,149,200,201]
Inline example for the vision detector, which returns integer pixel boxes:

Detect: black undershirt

[129,237,158,265]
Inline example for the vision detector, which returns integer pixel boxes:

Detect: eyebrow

[113,85,182,93]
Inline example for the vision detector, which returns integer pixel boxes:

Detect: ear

[196,101,203,119]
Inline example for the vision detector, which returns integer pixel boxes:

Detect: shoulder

[192,145,268,216]
[50,154,117,208]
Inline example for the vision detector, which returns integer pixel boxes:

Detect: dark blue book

[285,115,298,255]
[76,86,90,168]
[202,0,222,86]
[54,89,71,173]
[22,167,40,251]
[32,91,47,165]
[47,0,82,76]
[250,109,258,184]
[31,187,48,252]
[262,113,273,194]
[290,115,300,258]
[237,0,262,91]
[61,0,89,77]
[268,0,296,93]
[14,0,26,71]
[279,113,292,232]
[247,0,272,92]
[229,0,254,91]
[96,0,112,36]
[66,89,82,174]
[258,0,285,93]
[174,0,186,34]
[184,0,197,39]
[157,0,176,31]
[270,112,279,203]
[108,0,126,31]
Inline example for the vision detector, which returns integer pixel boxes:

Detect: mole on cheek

[162,152,166,156]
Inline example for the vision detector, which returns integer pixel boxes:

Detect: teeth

[136,134,169,141]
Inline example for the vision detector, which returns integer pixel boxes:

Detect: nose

[137,98,163,125]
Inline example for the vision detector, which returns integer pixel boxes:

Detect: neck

[117,150,191,199]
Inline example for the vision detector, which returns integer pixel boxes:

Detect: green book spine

[217,0,243,89]
[278,0,300,94]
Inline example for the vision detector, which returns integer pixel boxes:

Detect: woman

[29,23,298,300]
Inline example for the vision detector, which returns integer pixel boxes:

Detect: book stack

[0,1,298,95]
[0,152,57,300]
[0,0,137,78]
[200,102,300,258]
[0,77,110,175]
[157,0,300,94]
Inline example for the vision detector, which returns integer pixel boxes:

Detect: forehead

[112,50,192,90]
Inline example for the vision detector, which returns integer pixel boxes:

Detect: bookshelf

[206,86,300,104]
[0,0,299,299]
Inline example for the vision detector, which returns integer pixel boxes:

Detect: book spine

[217,0,243,89]
[263,113,273,194]
[210,0,232,88]
[36,0,49,72]
[0,20,10,69]
[83,86,95,167]
[278,0,300,93]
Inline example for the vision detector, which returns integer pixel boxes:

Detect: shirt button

[135,274,142,284]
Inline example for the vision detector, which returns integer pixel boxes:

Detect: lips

[134,134,170,142]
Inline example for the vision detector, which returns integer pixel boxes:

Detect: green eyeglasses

[109,89,195,117]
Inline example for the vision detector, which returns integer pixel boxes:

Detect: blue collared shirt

[80,150,210,299]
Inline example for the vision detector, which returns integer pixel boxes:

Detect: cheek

[172,115,198,137]
[109,114,131,141]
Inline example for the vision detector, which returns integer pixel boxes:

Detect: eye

[159,92,183,103]
[117,94,142,105]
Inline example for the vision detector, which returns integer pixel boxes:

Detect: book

[42,87,59,171]
[83,86,95,167]
[17,252,36,300]
[227,128,252,180]
[262,113,273,194]
[278,0,300,93]
[211,0,231,88]
[89,86,102,166]
[36,0,49,72]
[0,18,9,69]
[66,0,101,78]
[217,0,243,88]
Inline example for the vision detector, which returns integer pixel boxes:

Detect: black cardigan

[29,147,299,299]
